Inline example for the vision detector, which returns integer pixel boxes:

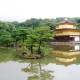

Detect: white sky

[0,0,80,22]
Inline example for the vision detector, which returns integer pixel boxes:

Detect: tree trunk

[6,43,8,47]
[30,45,33,54]
[6,43,9,49]
[15,40,19,48]
[38,40,42,55]
[22,35,25,43]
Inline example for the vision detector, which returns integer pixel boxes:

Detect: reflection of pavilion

[53,45,80,63]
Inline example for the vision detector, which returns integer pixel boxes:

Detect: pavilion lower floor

[54,35,80,42]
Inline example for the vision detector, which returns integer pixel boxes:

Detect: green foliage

[41,46,53,56]
[35,26,54,55]
[23,28,37,54]
[22,27,54,55]
[11,29,20,41]
[0,31,13,47]
[19,28,28,42]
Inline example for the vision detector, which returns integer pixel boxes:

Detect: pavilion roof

[56,18,76,25]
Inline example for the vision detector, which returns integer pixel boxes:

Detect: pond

[0,45,80,80]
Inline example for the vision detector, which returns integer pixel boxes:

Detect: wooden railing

[50,41,80,45]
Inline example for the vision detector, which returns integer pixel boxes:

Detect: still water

[0,45,80,80]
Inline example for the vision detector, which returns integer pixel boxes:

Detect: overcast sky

[0,0,80,22]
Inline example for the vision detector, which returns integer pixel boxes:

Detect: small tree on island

[23,27,54,57]
[23,28,38,55]
[35,26,54,55]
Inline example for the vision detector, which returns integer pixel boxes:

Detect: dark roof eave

[54,28,80,31]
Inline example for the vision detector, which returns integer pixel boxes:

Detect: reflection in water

[53,45,80,64]
[0,46,80,80]
[22,60,54,80]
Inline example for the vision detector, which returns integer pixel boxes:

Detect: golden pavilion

[54,18,80,43]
